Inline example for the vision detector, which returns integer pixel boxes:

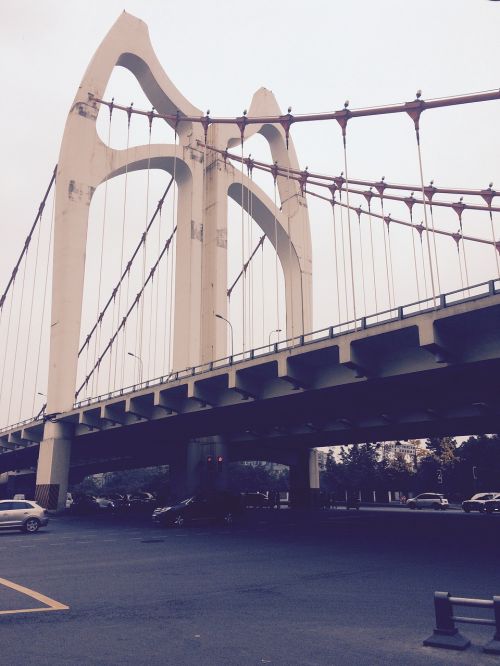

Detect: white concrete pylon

[36,12,313,510]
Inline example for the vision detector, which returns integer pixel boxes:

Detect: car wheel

[463,506,470,513]
[23,518,40,533]
[409,503,416,510]
[173,514,185,528]
[479,505,486,513]
[441,506,447,511]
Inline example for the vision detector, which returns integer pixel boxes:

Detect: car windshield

[471,494,493,500]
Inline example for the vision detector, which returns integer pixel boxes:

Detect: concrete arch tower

[35,12,312,510]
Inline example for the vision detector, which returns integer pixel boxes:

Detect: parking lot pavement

[1,509,499,665]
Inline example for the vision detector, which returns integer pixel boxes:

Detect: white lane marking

[0,576,69,615]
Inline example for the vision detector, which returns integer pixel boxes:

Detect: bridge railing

[73,277,499,410]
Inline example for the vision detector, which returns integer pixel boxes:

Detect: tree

[339,443,379,497]
[320,449,343,492]
[227,462,288,493]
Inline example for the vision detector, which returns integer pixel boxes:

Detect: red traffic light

[217,455,223,463]
[207,455,213,464]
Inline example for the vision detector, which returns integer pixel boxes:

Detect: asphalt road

[0,507,499,666]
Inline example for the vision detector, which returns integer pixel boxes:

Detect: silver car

[407,493,449,510]
[0,500,49,533]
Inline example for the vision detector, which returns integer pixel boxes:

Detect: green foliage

[320,435,500,500]
[71,466,170,499]
[227,462,288,493]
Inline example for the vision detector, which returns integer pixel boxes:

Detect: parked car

[70,495,101,514]
[0,499,48,533]
[345,496,360,510]
[102,494,129,511]
[462,492,500,513]
[127,492,157,512]
[484,495,500,513]
[152,491,244,527]
[242,492,269,508]
[95,496,116,511]
[406,493,449,510]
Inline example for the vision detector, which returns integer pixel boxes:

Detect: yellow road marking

[0,576,69,615]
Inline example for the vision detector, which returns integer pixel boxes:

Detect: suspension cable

[139,109,154,382]
[91,87,500,136]
[18,198,44,420]
[167,118,179,375]
[272,170,281,342]
[331,197,342,325]
[0,166,56,315]
[78,178,174,358]
[31,185,55,415]
[337,188,349,322]
[93,103,113,397]
[227,235,266,297]
[408,201,421,303]
[7,255,28,423]
[378,185,392,310]
[356,208,367,317]
[200,143,500,211]
[366,194,378,315]
[76,226,177,399]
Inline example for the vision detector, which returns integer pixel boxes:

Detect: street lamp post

[127,351,144,384]
[215,313,234,359]
[268,328,282,349]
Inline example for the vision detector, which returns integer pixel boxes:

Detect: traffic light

[437,469,443,484]
[206,455,214,470]
[217,455,223,472]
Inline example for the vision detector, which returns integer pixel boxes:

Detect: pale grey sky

[1,0,499,423]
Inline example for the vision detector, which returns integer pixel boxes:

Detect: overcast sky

[1,0,499,422]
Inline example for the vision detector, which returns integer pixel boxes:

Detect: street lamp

[127,351,143,384]
[268,328,282,349]
[215,313,234,358]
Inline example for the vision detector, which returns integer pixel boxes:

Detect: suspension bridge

[0,12,499,510]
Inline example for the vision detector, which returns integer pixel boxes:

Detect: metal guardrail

[423,591,500,653]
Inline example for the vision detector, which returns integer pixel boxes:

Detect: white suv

[0,500,49,533]
[407,493,448,511]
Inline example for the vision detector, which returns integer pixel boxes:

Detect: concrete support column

[169,437,229,501]
[169,440,202,501]
[289,448,320,508]
[172,146,204,371]
[35,421,73,511]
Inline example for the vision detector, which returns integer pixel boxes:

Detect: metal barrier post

[423,592,470,650]
[484,596,500,654]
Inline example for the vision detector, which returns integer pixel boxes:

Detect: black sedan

[152,491,244,527]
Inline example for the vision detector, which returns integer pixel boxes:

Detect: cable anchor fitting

[405,91,425,143]
[236,109,248,145]
[126,103,134,128]
[374,177,386,197]
[280,108,294,149]
[201,110,211,146]
[246,154,255,177]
